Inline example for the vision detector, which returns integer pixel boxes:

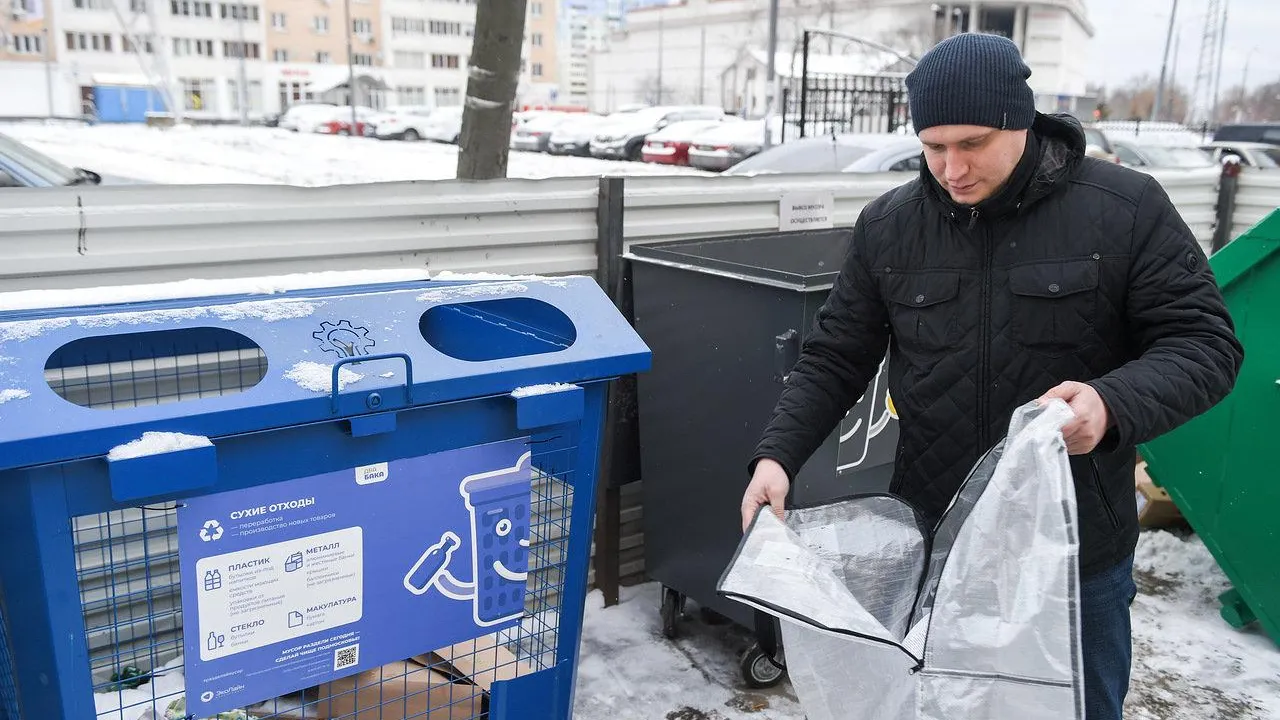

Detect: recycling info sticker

[177,437,533,718]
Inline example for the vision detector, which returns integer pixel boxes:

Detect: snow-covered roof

[91,73,156,88]
[745,49,907,79]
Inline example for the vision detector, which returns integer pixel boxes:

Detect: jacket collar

[921,112,1086,225]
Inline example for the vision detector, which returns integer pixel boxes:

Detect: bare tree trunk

[456,0,528,181]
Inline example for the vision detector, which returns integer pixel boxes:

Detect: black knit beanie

[906,33,1036,132]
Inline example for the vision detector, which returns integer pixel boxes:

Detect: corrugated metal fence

[0,166,1275,622]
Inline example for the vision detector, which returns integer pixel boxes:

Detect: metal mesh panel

[0,591,20,720]
[58,347,573,720]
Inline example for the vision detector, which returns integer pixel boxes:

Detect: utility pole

[763,0,778,148]
[236,3,249,125]
[655,8,663,104]
[1152,0,1178,122]
[1210,0,1229,125]
[698,25,705,104]
[343,0,356,132]
[43,27,54,117]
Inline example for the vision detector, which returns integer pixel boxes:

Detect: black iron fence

[781,31,912,141]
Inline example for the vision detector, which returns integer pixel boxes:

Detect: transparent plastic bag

[718,400,1084,720]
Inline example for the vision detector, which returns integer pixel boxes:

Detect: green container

[1140,208,1280,645]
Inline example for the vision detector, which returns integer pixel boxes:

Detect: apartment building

[0,0,62,115]
[262,0,384,113]
[0,0,567,120]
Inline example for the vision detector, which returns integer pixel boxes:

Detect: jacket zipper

[973,207,992,452]
[1091,456,1120,529]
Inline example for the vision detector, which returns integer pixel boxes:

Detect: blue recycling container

[0,274,650,720]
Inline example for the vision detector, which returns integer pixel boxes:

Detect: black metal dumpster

[628,228,899,686]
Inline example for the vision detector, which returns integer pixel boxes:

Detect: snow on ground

[576,530,1280,720]
[0,122,711,186]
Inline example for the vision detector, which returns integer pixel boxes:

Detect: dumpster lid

[626,228,851,291]
[0,272,650,472]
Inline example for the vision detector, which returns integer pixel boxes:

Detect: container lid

[0,274,650,472]
[626,228,851,291]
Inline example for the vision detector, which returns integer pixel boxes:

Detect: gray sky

[1086,0,1280,94]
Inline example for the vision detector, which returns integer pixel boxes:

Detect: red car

[641,120,733,165]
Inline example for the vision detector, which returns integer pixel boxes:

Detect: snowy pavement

[0,122,710,186]
[576,530,1280,720]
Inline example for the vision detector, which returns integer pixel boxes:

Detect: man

[740,33,1243,720]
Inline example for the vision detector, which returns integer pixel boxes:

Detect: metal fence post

[592,175,632,607]
[1212,158,1242,253]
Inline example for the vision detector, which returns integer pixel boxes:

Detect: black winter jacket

[752,113,1244,578]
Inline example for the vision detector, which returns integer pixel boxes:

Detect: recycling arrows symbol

[200,520,224,542]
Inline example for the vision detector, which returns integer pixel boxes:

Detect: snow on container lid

[0,272,650,473]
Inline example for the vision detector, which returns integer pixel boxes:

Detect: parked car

[510,112,574,152]
[1200,141,1280,169]
[1081,125,1120,163]
[687,118,796,172]
[369,105,437,141]
[0,132,135,188]
[590,105,726,161]
[422,106,465,143]
[547,114,612,156]
[1213,123,1280,146]
[1111,139,1215,169]
[311,106,379,136]
[721,133,923,176]
[641,119,735,165]
[278,103,338,132]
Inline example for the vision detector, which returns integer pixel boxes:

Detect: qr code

[333,644,360,672]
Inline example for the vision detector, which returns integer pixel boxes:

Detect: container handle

[773,329,799,383]
[331,353,414,413]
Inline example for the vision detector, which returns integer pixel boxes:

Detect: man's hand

[1038,381,1110,455]
[741,459,790,532]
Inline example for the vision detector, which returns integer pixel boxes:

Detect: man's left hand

[1038,381,1110,455]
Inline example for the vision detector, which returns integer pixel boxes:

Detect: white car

[589,105,727,161]
[422,106,465,144]
[370,106,437,141]
[278,104,337,132]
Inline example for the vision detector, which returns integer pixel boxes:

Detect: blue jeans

[1080,553,1138,720]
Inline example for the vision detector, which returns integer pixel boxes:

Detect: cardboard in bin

[414,632,537,692]
[1136,462,1183,528]
[316,660,483,720]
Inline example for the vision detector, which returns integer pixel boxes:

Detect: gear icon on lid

[314,320,376,358]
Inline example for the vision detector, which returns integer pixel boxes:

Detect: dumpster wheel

[660,586,684,640]
[740,643,786,689]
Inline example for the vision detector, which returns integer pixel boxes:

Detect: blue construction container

[92,85,167,123]
[0,274,650,720]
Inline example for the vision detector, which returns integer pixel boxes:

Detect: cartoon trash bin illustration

[403,451,534,627]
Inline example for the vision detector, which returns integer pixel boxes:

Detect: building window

[228,79,262,112]
[271,12,285,30]
[172,37,215,56]
[352,53,373,66]
[434,87,461,106]
[72,0,111,9]
[279,80,314,109]
[122,35,155,53]
[222,41,260,58]
[130,0,147,12]
[429,20,463,35]
[431,53,459,69]
[10,34,43,55]
[272,48,288,61]
[180,78,215,111]
[313,16,329,33]
[352,18,372,34]
[531,32,543,47]
[531,62,542,77]
[218,3,258,20]
[315,50,330,63]
[396,86,425,105]
[392,17,425,35]
[65,32,114,52]
[170,0,213,17]
[530,1,541,17]
[394,50,425,69]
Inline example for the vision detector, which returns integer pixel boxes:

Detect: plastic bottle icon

[203,569,222,591]
[401,451,534,628]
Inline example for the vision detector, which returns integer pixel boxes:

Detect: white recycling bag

[718,400,1084,720]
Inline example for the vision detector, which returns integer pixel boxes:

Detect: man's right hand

[741,459,790,532]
